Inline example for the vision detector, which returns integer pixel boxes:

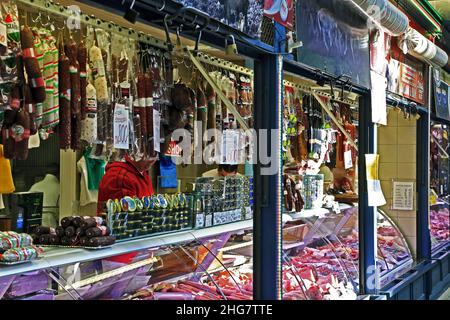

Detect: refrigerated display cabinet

[430,201,450,250]
[282,204,413,300]
[0,221,253,300]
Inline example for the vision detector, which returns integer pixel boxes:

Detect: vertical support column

[416,110,431,261]
[59,150,78,218]
[253,54,283,300]
[358,94,378,294]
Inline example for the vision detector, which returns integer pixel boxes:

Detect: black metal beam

[358,93,378,295]
[253,53,282,300]
[78,0,276,59]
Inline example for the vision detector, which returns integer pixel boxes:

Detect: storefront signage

[387,55,425,105]
[164,140,183,157]
[264,0,294,30]
[296,0,371,89]
[176,0,265,38]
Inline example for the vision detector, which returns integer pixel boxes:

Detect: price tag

[195,214,205,229]
[344,150,353,169]
[430,195,437,205]
[113,104,129,149]
[221,130,239,164]
[0,23,7,47]
[153,109,161,153]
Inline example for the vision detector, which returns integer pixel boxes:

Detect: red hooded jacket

[97,155,154,214]
[97,155,154,264]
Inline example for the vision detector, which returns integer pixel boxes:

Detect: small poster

[113,104,129,150]
[392,181,415,211]
[434,77,450,121]
[387,57,425,105]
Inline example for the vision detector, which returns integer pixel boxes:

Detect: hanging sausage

[58,41,71,150]
[78,41,87,120]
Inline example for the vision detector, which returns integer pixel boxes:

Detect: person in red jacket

[97,154,155,214]
[97,153,155,264]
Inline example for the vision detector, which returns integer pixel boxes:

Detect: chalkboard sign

[296,0,371,89]
[433,71,450,121]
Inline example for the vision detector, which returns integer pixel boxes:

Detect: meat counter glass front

[430,122,450,251]
[282,204,413,300]
[0,222,253,300]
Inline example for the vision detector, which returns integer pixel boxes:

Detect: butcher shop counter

[281,203,414,299]
[0,220,253,279]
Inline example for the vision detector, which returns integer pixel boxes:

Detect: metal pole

[358,94,378,294]
[253,53,283,300]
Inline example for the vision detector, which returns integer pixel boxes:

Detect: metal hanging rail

[187,49,250,131]
[283,80,359,107]
[192,51,254,77]
[282,79,358,151]
[311,91,358,151]
[17,0,168,49]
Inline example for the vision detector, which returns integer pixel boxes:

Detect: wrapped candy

[0,245,42,263]
[0,231,33,250]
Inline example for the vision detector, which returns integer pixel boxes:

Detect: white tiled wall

[378,109,417,256]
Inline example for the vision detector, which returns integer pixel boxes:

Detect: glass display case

[0,222,253,300]
[430,123,450,250]
[281,204,413,300]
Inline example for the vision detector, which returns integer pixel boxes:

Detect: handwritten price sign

[113,104,129,149]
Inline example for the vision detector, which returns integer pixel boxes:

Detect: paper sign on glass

[367,179,387,207]
[113,104,129,149]
[365,154,379,180]
[365,154,386,206]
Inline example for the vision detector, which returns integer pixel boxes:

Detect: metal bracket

[311,91,358,151]
[187,49,250,131]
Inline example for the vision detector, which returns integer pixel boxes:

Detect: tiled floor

[438,287,450,300]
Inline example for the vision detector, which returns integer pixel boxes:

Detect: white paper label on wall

[392,181,414,210]
[153,109,161,153]
[370,70,387,125]
[113,104,129,149]
[344,150,353,169]
[0,23,7,47]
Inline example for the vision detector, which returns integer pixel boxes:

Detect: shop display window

[0,0,256,300]
[282,205,413,300]
[430,123,450,250]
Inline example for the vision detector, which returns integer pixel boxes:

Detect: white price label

[0,23,7,47]
[221,130,239,164]
[153,109,161,153]
[113,104,129,149]
[344,150,353,169]
[205,214,212,227]
[195,214,205,228]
